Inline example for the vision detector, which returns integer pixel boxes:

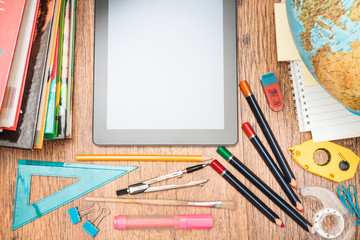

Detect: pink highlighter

[114,215,213,230]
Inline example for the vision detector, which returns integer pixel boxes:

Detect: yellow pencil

[76,155,213,162]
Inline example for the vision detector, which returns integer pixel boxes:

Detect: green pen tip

[216,146,233,160]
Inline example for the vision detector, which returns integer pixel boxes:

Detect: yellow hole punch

[289,140,360,182]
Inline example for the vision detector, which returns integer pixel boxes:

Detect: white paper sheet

[106,0,225,130]
[304,85,360,142]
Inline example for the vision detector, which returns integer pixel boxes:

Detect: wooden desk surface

[1,0,359,239]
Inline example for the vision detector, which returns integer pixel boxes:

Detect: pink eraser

[260,73,284,111]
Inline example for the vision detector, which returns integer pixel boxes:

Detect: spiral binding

[288,61,311,132]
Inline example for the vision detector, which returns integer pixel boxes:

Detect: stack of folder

[0,0,76,150]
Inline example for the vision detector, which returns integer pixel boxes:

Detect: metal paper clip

[337,185,360,226]
[82,207,111,237]
[68,202,100,224]
[116,163,210,196]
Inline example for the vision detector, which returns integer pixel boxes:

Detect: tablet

[93,0,238,145]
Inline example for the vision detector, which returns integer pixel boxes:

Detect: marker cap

[179,215,213,229]
[242,122,256,138]
[239,81,252,96]
[217,146,233,160]
[210,160,226,175]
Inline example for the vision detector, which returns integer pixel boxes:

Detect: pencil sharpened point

[296,202,304,212]
[275,218,284,227]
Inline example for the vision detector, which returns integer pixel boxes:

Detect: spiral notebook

[275,2,360,142]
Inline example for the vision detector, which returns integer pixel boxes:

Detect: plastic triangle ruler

[12,160,138,230]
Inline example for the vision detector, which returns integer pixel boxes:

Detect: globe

[286,0,360,115]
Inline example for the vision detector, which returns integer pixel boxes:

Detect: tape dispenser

[289,140,360,182]
[300,186,356,240]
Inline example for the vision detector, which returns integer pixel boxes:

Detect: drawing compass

[116,163,210,196]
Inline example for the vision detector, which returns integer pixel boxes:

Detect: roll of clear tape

[300,186,356,240]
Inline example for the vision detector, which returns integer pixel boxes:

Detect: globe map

[286,0,360,115]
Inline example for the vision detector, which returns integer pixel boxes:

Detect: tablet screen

[107,0,224,130]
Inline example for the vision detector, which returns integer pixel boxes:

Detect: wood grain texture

[1,0,359,239]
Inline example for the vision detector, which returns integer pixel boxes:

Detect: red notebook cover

[0,0,27,112]
[1,0,41,131]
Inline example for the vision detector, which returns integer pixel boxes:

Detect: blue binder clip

[68,202,100,224]
[82,207,110,237]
